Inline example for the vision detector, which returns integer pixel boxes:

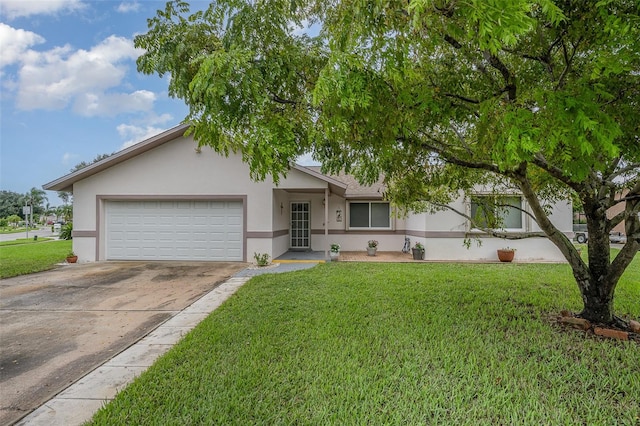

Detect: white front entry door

[290,202,310,249]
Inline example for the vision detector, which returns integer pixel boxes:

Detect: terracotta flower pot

[66,256,78,264]
[497,250,515,262]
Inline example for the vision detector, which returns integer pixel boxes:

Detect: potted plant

[412,242,425,260]
[497,247,516,262]
[66,251,78,263]
[367,240,378,256]
[330,243,341,261]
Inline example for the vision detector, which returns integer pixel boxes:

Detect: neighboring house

[606,189,629,234]
[43,124,572,263]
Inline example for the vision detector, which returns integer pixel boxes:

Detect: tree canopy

[0,191,24,218]
[0,188,48,217]
[135,0,639,325]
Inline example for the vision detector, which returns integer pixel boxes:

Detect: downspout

[325,187,329,260]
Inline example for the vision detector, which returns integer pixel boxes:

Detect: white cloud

[116,114,174,149]
[0,0,85,20]
[116,1,140,13]
[14,35,148,115]
[0,23,45,68]
[74,90,156,117]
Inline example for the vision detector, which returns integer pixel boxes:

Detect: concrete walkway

[17,276,250,426]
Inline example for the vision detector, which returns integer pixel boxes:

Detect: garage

[105,200,243,261]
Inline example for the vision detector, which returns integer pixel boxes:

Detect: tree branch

[418,135,502,175]
[609,162,640,180]
[444,93,480,104]
[444,34,462,49]
[269,91,298,105]
[429,201,546,239]
[514,169,589,280]
[555,36,582,91]
[482,51,516,101]
[531,153,584,192]
[607,187,640,284]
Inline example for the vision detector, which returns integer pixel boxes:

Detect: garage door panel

[106,200,243,261]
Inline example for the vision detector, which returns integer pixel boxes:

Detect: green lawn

[90,259,640,425]
[0,238,53,247]
[0,227,38,234]
[0,239,72,278]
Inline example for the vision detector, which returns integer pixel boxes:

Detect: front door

[290,202,310,249]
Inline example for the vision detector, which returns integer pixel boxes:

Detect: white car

[574,231,628,244]
[609,231,627,244]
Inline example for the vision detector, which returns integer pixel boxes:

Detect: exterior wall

[271,189,291,259]
[403,195,572,262]
[419,237,565,261]
[317,194,407,252]
[72,136,276,262]
[69,131,574,263]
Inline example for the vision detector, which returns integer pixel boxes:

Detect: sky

[0,0,215,205]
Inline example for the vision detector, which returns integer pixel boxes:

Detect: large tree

[0,190,24,218]
[25,187,47,216]
[135,0,639,326]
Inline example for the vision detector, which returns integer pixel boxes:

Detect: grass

[0,238,53,246]
[90,259,640,425]
[0,239,72,278]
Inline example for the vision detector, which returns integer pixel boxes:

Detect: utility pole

[23,202,31,239]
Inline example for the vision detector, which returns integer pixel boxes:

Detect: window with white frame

[470,195,523,230]
[348,201,391,229]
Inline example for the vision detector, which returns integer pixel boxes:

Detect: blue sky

[0,0,206,205]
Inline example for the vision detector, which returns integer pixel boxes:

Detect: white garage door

[105,200,243,261]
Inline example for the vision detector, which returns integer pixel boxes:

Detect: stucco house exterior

[43,124,573,263]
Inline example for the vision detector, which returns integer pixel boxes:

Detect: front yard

[0,239,71,278]
[90,260,639,425]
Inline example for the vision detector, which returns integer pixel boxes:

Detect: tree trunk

[580,292,614,323]
[575,199,617,323]
[517,174,639,328]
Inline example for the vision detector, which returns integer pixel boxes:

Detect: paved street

[0,227,55,242]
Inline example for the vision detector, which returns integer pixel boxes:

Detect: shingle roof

[306,167,385,199]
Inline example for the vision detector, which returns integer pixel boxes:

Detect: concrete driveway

[0,261,246,425]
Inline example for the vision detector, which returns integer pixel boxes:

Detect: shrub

[59,222,73,240]
[253,252,270,266]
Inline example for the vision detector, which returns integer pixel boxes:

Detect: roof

[42,124,351,197]
[306,167,385,199]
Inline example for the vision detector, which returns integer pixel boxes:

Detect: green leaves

[136,0,638,210]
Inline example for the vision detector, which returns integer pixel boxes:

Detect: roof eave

[43,123,191,192]
[292,164,348,197]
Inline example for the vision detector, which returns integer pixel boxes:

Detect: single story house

[43,124,573,263]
